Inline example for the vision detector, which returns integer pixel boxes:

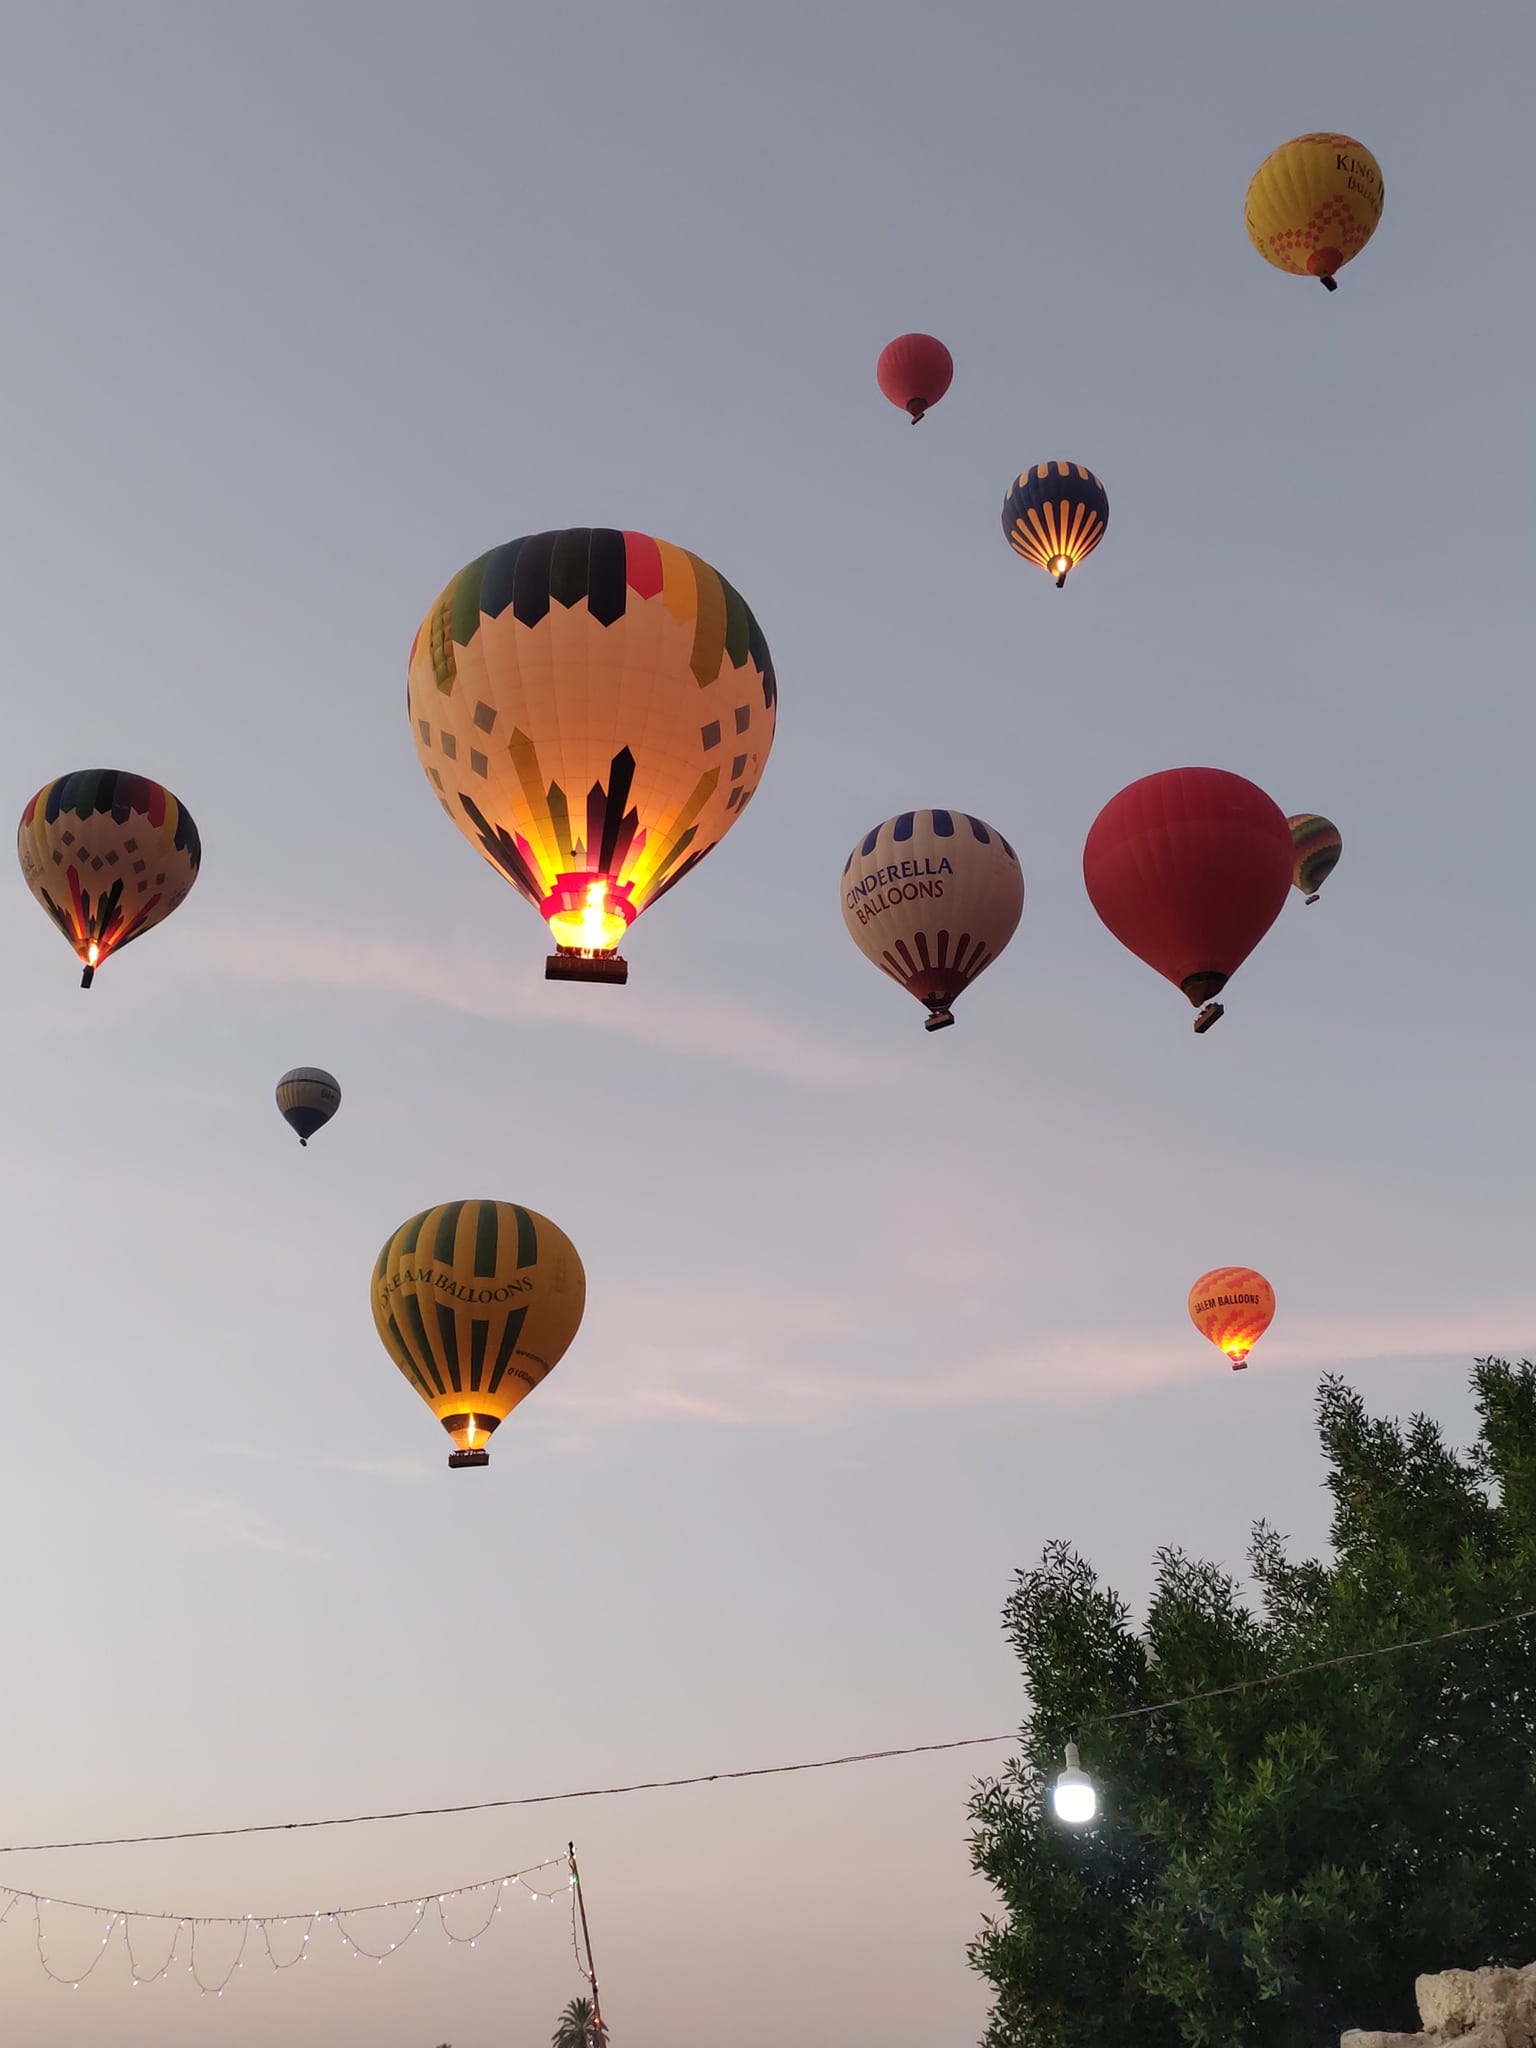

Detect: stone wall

[1343,1965,1536,2047]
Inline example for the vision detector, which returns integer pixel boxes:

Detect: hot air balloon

[1188,1267,1275,1371]
[876,333,953,423]
[1245,133,1383,291]
[372,1200,586,1469]
[17,770,201,989]
[408,529,777,985]
[1002,463,1108,587]
[1083,768,1294,1033]
[277,1068,341,1146]
[1287,813,1342,904]
[842,810,1023,1032]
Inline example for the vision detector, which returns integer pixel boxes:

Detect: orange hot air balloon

[1188,1267,1275,1371]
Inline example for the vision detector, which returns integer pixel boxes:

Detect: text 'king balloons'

[1245,133,1383,291]
[1002,463,1109,587]
[372,1200,586,1469]
[1189,1267,1276,1370]
[842,810,1023,1032]
[408,529,777,986]
[276,1068,341,1147]
[1082,768,1294,1033]
[17,770,201,989]
[876,333,954,422]
[1287,814,1342,904]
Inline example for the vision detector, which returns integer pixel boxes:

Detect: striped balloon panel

[1187,1266,1276,1367]
[407,529,776,932]
[841,810,1024,1016]
[371,1201,586,1447]
[1286,814,1342,897]
[16,769,201,972]
[1244,133,1383,278]
[1001,463,1109,574]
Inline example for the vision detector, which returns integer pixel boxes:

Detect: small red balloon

[1083,768,1294,1025]
[877,333,953,422]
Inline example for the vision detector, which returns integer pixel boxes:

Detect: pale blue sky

[0,3,1531,2043]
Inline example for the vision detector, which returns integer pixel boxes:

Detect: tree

[552,1994,608,2047]
[969,1359,1536,2047]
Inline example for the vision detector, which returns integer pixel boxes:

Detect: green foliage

[968,1360,1536,2047]
[553,1994,609,2047]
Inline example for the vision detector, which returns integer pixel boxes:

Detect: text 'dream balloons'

[1287,814,1342,904]
[276,1068,341,1147]
[1189,1267,1275,1370]
[408,529,777,986]
[372,1201,585,1469]
[876,333,954,422]
[1082,768,1294,1034]
[1002,463,1109,587]
[842,810,1023,1032]
[17,770,201,989]
[1245,133,1383,291]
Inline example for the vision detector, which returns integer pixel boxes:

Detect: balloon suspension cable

[79,965,94,990]
[1319,275,1338,292]
[568,1843,604,2040]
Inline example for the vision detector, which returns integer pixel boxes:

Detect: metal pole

[568,1842,604,2039]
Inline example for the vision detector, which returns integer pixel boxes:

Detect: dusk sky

[0,4,1531,2044]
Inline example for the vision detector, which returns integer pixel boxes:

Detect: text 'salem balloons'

[842,810,1023,1032]
[1287,813,1342,904]
[276,1068,341,1147]
[17,770,201,989]
[1188,1267,1276,1370]
[372,1200,586,1469]
[876,334,954,423]
[408,530,777,986]
[1082,768,1294,1034]
[1245,133,1383,291]
[1002,463,1109,587]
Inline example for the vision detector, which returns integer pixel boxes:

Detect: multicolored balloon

[1082,768,1294,1033]
[1245,133,1383,291]
[876,333,954,423]
[1002,463,1109,587]
[1287,813,1342,904]
[408,529,777,985]
[842,810,1023,1032]
[371,1200,586,1469]
[17,770,201,989]
[1188,1267,1276,1371]
[277,1068,341,1147]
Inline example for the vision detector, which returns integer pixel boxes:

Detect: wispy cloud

[200,1442,438,1484]
[176,1495,329,1558]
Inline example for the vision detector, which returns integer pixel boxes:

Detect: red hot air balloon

[1083,768,1294,1034]
[876,334,953,423]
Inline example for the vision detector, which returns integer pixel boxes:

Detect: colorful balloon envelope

[1188,1267,1275,1371]
[1082,768,1294,1033]
[408,529,777,985]
[842,809,1023,1032]
[276,1067,341,1146]
[876,333,954,423]
[17,770,201,988]
[372,1200,585,1469]
[1287,813,1342,904]
[1245,133,1383,291]
[1002,463,1108,587]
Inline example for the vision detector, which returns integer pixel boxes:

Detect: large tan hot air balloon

[372,1200,586,1468]
[408,528,777,983]
[841,810,1024,1032]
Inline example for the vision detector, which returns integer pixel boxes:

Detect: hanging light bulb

[1051,1741,1098,1826]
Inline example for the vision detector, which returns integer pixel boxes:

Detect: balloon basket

[448,1449,491,1470]
[923,1009,955,1033]
[546,950,629,985]
[80,964,95,990]
[1319,275,1338,292]
[1192,1001,1225,1035]
[1305,892,1320,905]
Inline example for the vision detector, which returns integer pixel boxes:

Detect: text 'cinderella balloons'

[17,770,201,989]
[842,810,1023,1032]
[1002,463,1109,588]
[408,528,777,986]
[1188,1267,1276,1371]
[876,333,954,422]
[276,1068,341,1147]
[371,1200,586,1469]
[1287,814,1342,904]
[1245,133,1383,292]
[1082,768,1294,1034]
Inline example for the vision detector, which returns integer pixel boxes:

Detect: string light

[1050,1743,1098,1827]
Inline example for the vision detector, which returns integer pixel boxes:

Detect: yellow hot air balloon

[408,528,777,984]
[372,1200,586,1468]
[1245,133,1383,291]
[1188,1267,1276,1372]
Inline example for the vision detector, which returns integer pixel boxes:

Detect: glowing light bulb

[1051,1741,1098,1826]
